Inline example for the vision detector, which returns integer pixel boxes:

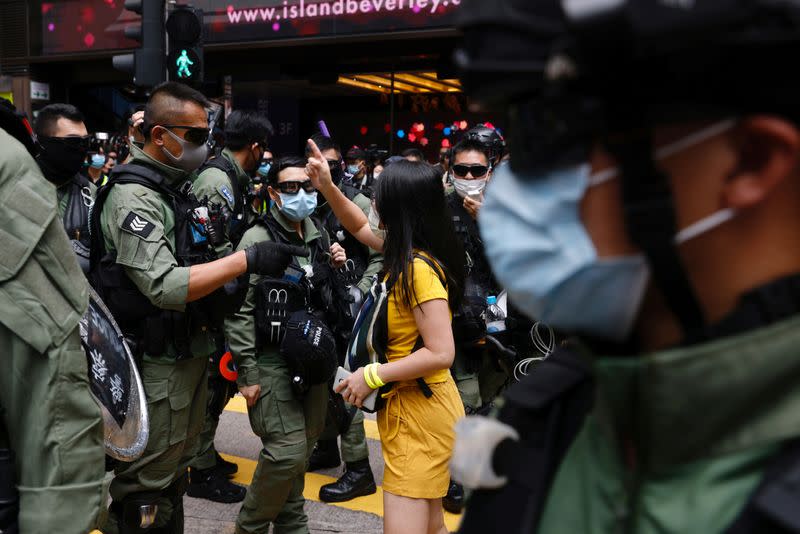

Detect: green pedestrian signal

[176,50,194,78]
[166,6,204,87]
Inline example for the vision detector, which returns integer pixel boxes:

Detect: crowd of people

[0,77,533,534]
[6,1,800,533]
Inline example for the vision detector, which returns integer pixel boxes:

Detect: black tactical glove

[245,241,308,276]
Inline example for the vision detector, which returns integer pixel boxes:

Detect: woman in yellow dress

[306,139,466,534]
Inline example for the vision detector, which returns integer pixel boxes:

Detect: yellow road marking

[225,395,381,441]
[220,453,463,532]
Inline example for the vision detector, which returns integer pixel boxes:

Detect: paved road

[183,395,464,533]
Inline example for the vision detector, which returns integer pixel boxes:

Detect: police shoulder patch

[121,211,155,239]
[218,184,235,206]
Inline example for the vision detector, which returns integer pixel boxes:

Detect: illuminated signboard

[40,0,461,56]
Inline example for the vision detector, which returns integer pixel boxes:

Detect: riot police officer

[186,109,274,503]
[442,137,509,514]
[454,1,800,533]
[446,138,508,413]
[304,134,383,503]
[0,99,106,533]
[226,155,346,534]
[92,82,300,533]
[33,103,95,273]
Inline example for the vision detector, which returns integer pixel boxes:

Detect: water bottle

[484,296,506,333]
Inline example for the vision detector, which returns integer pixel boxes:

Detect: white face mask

[453,177,488,199]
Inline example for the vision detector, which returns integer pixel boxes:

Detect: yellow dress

[377,255,466,499]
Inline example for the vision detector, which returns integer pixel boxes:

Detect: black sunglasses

[156,124,211,146]
[327,159,342,169]
[40,135,93,151]
[452,164,490,178]
[273,180,316,195]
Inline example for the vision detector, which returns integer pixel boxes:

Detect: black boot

[307,439,341,472]
[319,459,377,503]
[442,482,465,514]
[187,467,246,503]
[214,451,238,477]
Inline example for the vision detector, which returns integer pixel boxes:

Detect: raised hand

[305,138,335,193]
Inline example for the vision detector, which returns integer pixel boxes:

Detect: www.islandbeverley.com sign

[211,0,461,42]
[40,0,460,55]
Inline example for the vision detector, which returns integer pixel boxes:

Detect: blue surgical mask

[90,153,106,169]
[257,163,271,178]
[347,164,360,176]
[278,189,318,222]
[479,120,737,342]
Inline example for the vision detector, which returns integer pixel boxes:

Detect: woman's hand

[330,242,347,268]
[306,138,335,194]
[334,367,374,408]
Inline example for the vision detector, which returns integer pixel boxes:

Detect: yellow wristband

[370,363,386,388]
[363,366,378,390]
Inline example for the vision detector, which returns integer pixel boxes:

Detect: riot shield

[79,287,149,462]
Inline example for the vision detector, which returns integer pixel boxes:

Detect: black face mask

[330,163,344,186]
[37,136,90,185]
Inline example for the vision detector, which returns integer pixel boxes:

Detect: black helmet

[464,124,506,166]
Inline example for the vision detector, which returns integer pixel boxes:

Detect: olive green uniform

[0,128,105,533]
[190,148,253,472]
[315,189,382,464]
[99,145,212,532]
[225,206,328,534]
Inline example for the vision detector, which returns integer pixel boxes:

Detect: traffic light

[112,0,166,87]
[166,6,204,86]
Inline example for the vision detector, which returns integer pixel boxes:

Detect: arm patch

[218,184,235,207]
[121,211,156,239]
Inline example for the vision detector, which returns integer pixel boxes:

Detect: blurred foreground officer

[187,109,274,502]
[454,2,800,533]
[91,82,300,533]
[34,103,95,272]
[0,100,105,532]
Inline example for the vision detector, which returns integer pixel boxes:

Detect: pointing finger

[307,138,324,161]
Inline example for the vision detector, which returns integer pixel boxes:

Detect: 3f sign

[279,122,294,136]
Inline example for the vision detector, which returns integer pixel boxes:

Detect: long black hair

[375,160,465,311]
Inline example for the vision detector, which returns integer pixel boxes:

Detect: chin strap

[606,133,706,337]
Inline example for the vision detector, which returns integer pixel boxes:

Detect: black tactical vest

[251,214,337,348]
[59,173,93,247]
[447,192,498,346]
[89,162,244,360]
[313,184,370,287]
[198,155,248,248]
